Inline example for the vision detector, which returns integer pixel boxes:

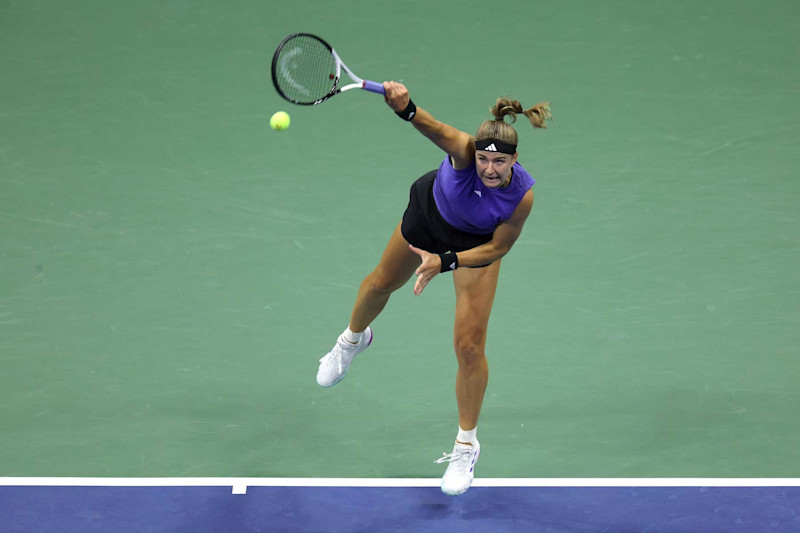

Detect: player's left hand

[408,245,440,295]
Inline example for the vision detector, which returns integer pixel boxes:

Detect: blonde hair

[475,97,552,146]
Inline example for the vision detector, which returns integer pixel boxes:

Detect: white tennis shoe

[316,327,373,387]
[436,439,480,496]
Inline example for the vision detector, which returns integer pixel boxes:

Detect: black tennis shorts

[401,170,494,260]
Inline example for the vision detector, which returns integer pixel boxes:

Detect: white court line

[2,478,799,495]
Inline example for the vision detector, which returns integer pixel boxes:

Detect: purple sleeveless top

[432,157,535,234]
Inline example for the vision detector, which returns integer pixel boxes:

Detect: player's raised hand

[383,81,410,113]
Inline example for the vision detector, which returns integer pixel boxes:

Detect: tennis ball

[270,111,290,131]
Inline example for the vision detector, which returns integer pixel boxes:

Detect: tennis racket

[271,33,386,106]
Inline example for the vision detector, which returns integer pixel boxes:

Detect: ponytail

[476,97,552,147]
[490,97,552,129]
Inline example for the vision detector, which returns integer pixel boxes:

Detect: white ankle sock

[457,426,477,445]
[343,327,363,344]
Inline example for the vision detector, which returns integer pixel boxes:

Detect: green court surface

[1,0,798,480]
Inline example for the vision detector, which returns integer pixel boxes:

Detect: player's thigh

[371,222,421,292]
[452,260,502,349]
[453,261,500,342]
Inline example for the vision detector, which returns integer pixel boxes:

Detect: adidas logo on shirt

[483,143,498,152]
[474,190,482,197]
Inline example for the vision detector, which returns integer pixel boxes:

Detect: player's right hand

[383,81,409,113]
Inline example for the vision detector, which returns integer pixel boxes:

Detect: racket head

[271,33,340,105]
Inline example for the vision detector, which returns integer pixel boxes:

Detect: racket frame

[272,33,384,106]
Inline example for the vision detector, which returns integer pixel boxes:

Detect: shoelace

[319,348,343,375]
[320,339,355,375]
[434,448,472,465]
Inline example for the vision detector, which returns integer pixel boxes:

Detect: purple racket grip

[361,80,386,94]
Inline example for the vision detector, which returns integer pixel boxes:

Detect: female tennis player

[316,81,551,495]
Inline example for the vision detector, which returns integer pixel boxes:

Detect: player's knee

[454,338,486,369]
[368,269,404,294]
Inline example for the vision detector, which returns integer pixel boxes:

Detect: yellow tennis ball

[270,111,290,131]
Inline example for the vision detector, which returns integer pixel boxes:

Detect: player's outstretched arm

[383,81,474,170]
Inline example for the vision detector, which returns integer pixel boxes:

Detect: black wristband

[439,252,458,273]
[395,99,417,121]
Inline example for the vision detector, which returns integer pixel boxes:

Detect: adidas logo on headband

[475,138,517,154]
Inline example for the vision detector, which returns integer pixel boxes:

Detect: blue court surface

[1,479,799,532]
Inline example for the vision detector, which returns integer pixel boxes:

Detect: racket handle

[362,80,386,95]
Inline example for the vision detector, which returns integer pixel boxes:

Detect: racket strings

[274,35,337,104]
